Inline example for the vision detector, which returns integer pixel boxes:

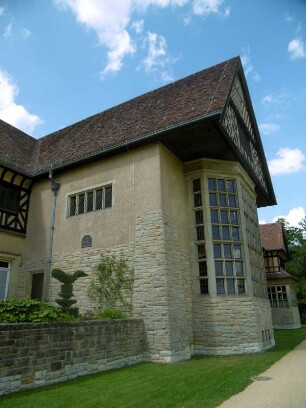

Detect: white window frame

[0,261,10,300]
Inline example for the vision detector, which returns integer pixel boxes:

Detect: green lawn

[1,327,306,408]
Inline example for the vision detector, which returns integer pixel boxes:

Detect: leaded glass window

[68,184,112,217]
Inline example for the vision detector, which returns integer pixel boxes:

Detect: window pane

[194,193,202,207]
[230,211,238,225]
[78,193,85,214]
[233,245,242,259]
[196,226,205,241]
[221,210,229,224]
[105,186,112,208]
[209,193,217,206]
[0,271,8,286]
[215,261,223,276]
[216,279,225,294]
[96,189,103,210]
[199,261,207,276]
[200,279,209,294]
[219,194,227,207]
[197,244,206,259]
[195,210,203,225]
[228,194,237,208]
[224,244,232,258]
[222,226,230,240]
[225,261,233,276]
[210,210,219,223]
[237,279,245,294]
[227,279,235,294]
[87,191,94,212]
[212,226,220,240]
[235,262,244,276]
[213,244,222,258]
[217,179,225,191]
[225,180,235,192]
[193,179,201,192]
[208,178,216,191]
[69,196,76,216]
[232,227,240,241]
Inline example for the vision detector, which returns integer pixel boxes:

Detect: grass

[1,327,306,408]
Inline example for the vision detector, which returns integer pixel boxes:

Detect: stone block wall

[192,296,275,355]
[271,307,301,329]
[133,210,192,362]
[0,319,146,396]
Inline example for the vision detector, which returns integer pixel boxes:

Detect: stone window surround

[66,181,113,218]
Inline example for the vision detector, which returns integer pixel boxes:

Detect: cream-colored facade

[1,143,274,361]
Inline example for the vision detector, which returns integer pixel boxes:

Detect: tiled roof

[259,223,287,252]
[0,57,239,176]
[0,120,37,174]
[266,268,298,281]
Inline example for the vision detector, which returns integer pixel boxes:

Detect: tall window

[267,286,288,307]
[0,261,10,300]
[208,177,246,295]
[68,184,112,217]
[192,178,208,294]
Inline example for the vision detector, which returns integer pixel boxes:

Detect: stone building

[0,56,276,361]
[260,223,301,329]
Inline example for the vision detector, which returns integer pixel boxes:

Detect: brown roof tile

[266,268,298,281]
[0,57,239,176]
[259,223,287,252]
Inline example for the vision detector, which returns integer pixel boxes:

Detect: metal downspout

[43,171,60,301]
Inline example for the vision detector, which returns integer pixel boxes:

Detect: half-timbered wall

[0,166,32,235]
[220,76,268,194]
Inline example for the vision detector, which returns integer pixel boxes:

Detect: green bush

[51,268,88,316]
[0,298,74,323]
[91,308,126,320]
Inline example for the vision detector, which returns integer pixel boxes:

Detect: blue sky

[0,0,305,227]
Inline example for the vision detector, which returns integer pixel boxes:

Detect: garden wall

[0,319,146,396]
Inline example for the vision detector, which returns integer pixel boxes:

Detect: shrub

[51,268,88,316]
[0,298,73,323]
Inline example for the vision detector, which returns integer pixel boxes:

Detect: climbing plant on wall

[88,256,134,313]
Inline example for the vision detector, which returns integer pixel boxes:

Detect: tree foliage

[276,217,306,322]
[276,217,306,279]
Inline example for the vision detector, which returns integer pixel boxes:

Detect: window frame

[67,183,113,218]
[0,261,10,300]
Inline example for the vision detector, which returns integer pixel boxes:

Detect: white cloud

[20,27,31,38]
[143,32,167,71]
[268,147,305,175]
[55,0,136,76]
[0,7,5,16]
[288,38,306,60]
[273,207,305,228]
[261,94,286,106]
[241,46,260,82]
[54,0,230,76]
[258,123,280,135]
[131,19,144,34]
[0,69,43,134]
[4,20,12,38]
[142,31,177,82]
[192,0,229,17]
[284,12,293,23]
